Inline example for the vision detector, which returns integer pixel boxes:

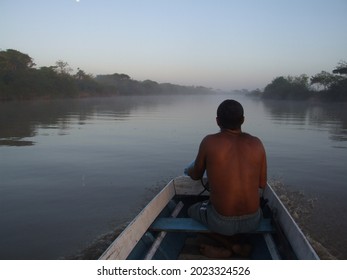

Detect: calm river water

[0,94,346,259]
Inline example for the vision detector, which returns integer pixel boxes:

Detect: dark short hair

[217,99,244,129]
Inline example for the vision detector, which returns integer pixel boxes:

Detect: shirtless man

[186,99,267,258]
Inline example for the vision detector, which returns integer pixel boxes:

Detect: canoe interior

[100,176,319,260]
[126,194,293,260]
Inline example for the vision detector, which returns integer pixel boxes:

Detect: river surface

[0,94,346,259]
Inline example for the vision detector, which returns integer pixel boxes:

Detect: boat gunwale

[263,183,319,260]
[99,176,319,260]
[99,179,176,260]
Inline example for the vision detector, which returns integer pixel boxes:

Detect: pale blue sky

[1,0,346,90]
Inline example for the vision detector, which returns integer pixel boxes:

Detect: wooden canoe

[99,176,319,260]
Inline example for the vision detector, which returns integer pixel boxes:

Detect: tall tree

[54,60,73,75]
[311,71,339,90]
[263,75,311,100]
[0,49,35,71]
[332,61,347,75]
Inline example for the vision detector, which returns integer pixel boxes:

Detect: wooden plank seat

[150,217,275,233]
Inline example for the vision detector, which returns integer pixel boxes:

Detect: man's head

[216,99,244,130]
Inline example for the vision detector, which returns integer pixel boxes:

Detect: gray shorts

[187,200,261,236]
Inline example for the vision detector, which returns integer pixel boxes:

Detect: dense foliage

[261,61,347,101]
[0,49,211,101]
[262,74,311,100]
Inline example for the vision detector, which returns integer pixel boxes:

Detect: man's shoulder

[201,132,219,138]
[242,132,262,141]
[242,133,265,151]
[200,133,221,146]
[203,132,222,141]
[239,133,264,149]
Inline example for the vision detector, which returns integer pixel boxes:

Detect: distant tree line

[247,61,347,101]
[0,49,212,101]
[95,73,211,96]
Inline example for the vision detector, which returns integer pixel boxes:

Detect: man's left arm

[259,144,267,189]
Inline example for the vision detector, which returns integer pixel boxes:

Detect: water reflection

[0,139,35,146]
[1,96,346,148]
[261,99,347,147]
[262,100,309,124]
[0,96,175,147]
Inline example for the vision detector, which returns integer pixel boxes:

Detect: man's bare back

[188,99,267,217]
[189,130,267,216]
[186,99,267,256]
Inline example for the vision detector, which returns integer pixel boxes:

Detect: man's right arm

[188,137,208,180]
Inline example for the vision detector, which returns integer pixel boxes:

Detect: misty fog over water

[0,94,346,259]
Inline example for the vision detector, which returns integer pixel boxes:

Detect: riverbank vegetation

[247,61,347,101]
[0,49,211,101]
[1,49,346,102]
